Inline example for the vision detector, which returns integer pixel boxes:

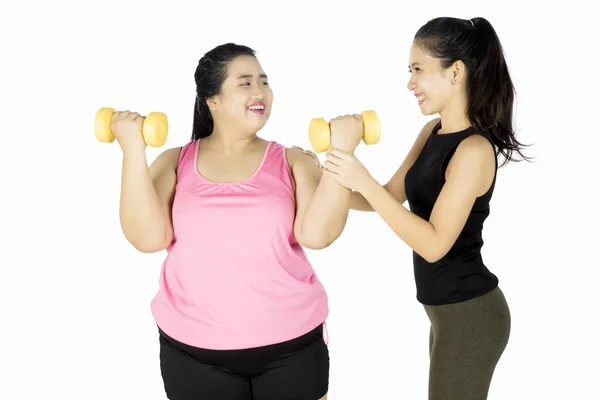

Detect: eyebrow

[237,74,268,79]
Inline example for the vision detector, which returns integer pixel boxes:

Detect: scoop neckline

[193,139,273,185]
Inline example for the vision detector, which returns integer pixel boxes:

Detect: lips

[248,102,265,114]
[414,93,426,106]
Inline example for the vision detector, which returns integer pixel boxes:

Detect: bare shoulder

[284,146,303,166]
[446,133,496,193]
[454,134,495,163]
[285,146,321,173]
[149,146,182,175]
[285,146,308,162]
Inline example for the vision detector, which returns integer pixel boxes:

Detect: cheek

[265,88,274,104]
[224,93,249,113]
[424,77,450,101]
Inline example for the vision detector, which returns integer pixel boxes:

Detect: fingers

[112,110,128,121]
[326,147,349,160]
[323,152,343,174]
[325,151,342,163]
[113,110,143,121]
[323,162,339,174]
[322,169,342,182]
[323,157,340,172]
[330,114,353,122]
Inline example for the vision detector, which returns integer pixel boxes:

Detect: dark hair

[414,17,531,166]
[191,43,257,140]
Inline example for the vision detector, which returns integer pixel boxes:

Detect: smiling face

[207,55,273,135]
[406,42,456,116]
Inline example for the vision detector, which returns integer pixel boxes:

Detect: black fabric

[404,122,499,305]
[158,325,329,400]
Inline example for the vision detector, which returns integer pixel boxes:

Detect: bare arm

[358,134,496,262]
[350,118,440,211]
[119,146,179,253]
[287,148,349,249]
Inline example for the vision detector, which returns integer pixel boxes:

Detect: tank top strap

[175,139,199,181]
[259,141,295,193]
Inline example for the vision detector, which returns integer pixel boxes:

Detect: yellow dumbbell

[308,110,381,153]
[94,107,169,147]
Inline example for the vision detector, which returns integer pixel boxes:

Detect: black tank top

[404,122,499,306]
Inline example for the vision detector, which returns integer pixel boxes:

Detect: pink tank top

[150,139,329,350]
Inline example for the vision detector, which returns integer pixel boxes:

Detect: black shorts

[158,324,329,400]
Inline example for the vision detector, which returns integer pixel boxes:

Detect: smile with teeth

[417,94,426,105]
[248,103,265,115]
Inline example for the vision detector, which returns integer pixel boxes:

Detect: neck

[437,95,471,134]
[203,124,260,154]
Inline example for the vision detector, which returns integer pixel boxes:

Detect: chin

[419,105,439,116]
[248,119,268,132]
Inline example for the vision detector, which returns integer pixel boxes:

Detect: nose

[252,84,264,99]
[407,74,416,91]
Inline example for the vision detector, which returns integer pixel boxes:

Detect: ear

[206,95,219,111]
[450,60,467,84]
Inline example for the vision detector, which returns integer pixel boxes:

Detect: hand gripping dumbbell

[94,107,169,147]
[308,110,381,153]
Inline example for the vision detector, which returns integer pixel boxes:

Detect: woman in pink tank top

[112,43,359,400]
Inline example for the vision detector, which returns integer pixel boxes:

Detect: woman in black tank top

[317,17,532,400]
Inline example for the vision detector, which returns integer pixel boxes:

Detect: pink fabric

[150,139,329,350]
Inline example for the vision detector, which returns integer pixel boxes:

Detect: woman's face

[210,55,274,134]
[406,43,455,116]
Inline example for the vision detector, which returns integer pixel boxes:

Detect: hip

[424,286,511,332]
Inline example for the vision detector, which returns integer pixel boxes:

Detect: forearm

[350,191,374,211]
[360,178,440,262]
[301,174,352,246]
[119,149,171,251]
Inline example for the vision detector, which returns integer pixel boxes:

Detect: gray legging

[424,287,511,400]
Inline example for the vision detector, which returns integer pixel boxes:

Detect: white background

[2,0,598,399]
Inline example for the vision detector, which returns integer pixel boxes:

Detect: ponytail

[466,18,530,166]
[191,95,214,140]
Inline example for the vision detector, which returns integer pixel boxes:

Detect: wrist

[323,173,352,191]
[358,174,378,197]
[330,142,357,153]
[122,146,147,162]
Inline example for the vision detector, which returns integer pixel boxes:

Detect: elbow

[299,238,333,250]
[124,227,173,254]
[295,214,347,249]
[423,253,442,264]
[421,246,450,264]
[295,232,335,250]
[128,237,170,253]
[131,241,168,254]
